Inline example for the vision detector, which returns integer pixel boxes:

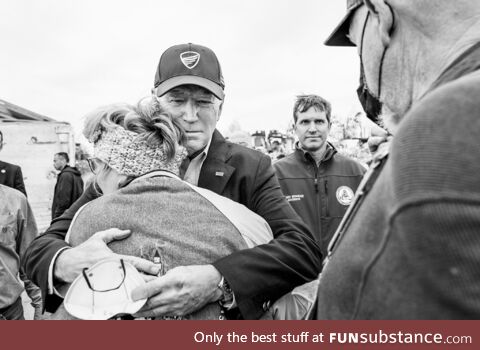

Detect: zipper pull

[153,249,161,265]
[314,178,319,193]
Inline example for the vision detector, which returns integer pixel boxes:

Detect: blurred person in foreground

[274,95,365,258]
[51,152,83,220]
[0,184,42,319]
[317,0,480,318]
[24,43,321,320]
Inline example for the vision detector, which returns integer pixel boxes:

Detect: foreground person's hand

[132,265,223,318]
[54,228,162,283]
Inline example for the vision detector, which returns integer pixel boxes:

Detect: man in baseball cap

[317,0,480,319]
[129,43,321,319]
[24,43,321,320]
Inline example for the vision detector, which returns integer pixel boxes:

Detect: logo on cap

[180,51,200,69]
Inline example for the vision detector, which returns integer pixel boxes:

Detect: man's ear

[365,0,395,47]
[217,99,224,121]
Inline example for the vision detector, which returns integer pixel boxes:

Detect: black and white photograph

[1,0,479,341]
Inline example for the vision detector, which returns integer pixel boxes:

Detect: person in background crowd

[274,95,365,258]
[0,130,27,197]
[0,184,42,319]
[24,43,322,320]
[268,140,285,162]
[317,0,480,318]
[51,152,84,220]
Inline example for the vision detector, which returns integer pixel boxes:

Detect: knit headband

[91,126,187,177]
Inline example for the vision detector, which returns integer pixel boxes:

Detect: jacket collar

[424,41,480,99]
[198,129,235,194]
[295,141,337,165]
[131,170,181,184]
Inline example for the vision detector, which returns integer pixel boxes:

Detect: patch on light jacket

[285,194,304,202]
[336,186,354,206]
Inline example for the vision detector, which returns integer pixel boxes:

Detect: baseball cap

[324,0,363,46]
[153,43,225,100]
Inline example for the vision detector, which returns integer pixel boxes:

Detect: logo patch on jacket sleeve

[336,186,354,206]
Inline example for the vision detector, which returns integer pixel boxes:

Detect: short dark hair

[55,152,69,163]
[293,94,331,124]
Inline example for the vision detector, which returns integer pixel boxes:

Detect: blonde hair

[83,97,185,161]
[83,97,187,179]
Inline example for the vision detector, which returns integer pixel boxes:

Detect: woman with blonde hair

[53,97,272,320]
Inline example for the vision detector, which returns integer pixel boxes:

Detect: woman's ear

[365,0,395,47]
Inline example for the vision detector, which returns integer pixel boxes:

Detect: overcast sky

[1,0,362,140]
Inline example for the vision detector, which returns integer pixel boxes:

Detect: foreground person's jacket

[317,43,480,319]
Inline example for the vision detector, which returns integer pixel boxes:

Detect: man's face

[53,155,65,171]
[295,107,331,153]
[157,85,222,155]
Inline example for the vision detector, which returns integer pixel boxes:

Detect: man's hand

[54,228,162,283]
[131,265,223,318]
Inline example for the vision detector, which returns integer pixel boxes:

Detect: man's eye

[198,100,213,105]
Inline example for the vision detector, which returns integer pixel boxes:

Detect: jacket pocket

[0,213,17,250]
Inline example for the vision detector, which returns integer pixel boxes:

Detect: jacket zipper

[313,163,321,245]
[324,179,329,216]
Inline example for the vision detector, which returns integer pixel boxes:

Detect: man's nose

[182,100,199,123]
[307,122,317,132]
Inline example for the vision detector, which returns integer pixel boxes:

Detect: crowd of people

[1,0,479,320]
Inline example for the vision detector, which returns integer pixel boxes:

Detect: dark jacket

[0,160,26,197]
[23,130,322,319]
[273,144,365,257]
[51,166,84,220]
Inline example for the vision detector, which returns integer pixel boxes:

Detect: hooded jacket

[51,166,83,220]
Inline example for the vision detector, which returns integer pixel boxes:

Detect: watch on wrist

[217,276,233,305]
